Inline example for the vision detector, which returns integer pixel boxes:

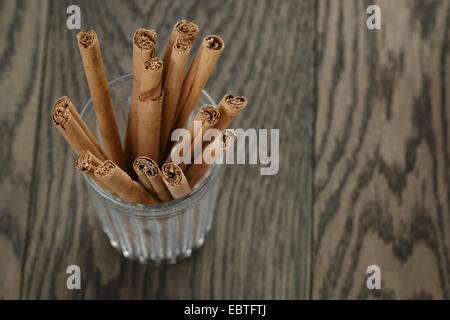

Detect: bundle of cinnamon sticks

[52,20,247,205]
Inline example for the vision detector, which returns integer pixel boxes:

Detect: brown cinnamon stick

[125,29,157,171]
[168,104,220,170]
[185,129,236,188]
[94,160,159,205]
[136,57,163,162]
[133,157,172,202]
[77,30,126,169]
[75,150,102,176]
[162,19,199,83]
[133,157,155,194]
[160,37,192,158]
[75,151,117,196]
[65,97,104,158]
[52,96,106,161]
[214,94,248,131]
[161,162,192,199]
[173,35,224,131]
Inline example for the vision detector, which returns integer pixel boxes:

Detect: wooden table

[1,0,449,299]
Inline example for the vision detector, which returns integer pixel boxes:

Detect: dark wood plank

[0,0,49,299]
[22,0,315,299]
[313,0,450,299]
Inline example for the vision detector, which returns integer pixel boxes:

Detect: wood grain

[20,0,314,299]
[313,0,450,299]
[0,0,49,299]
[3,0,449,301]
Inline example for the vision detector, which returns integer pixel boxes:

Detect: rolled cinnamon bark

[132,157,155,194]
[64,98,102,155]
[133,157,172,202]
[52,96,106,161]
[173,35,224,131]
[162,19,199,83]
[168,104,220,170]
[77,30,125,169]
[136,57,163,162]
[161,162,192,199]
[160,37,192,158]
[75,151,116,196]
[214,94,248,131]
[125,29,157,171]
[75,150,102,176]
[94,160,159,205]
[185,129,236,188]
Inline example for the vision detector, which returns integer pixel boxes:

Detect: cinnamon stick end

[134,28,157,49]
[94,160,116,179]
[173,37,192,54]
[220,129,237,148]
[52,96,72,126]
[77,30,97,49]
[223,94,248,111]
[199,105,220,125]
[203,35,224,51]
[174,20,199,40]
[161,162,184,186]
[133,156,159,177]
[144,57,163,72]
[76,150,93,172]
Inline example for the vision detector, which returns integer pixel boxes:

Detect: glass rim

[79,73,221,218]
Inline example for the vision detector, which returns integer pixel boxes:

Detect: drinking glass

[80,73,221,264]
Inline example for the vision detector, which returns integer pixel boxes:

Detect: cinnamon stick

[77,30,125,169]
[66,97,104,158]
[125,29,157,171]
[136,57,163,162]
[185,129,236,188]
[75,151,117,196]
[94,160,159,205]
[161,162,192,199]
[133,157,172,202]
[160,37,192,158]
[214,94,248,131]
[133,157,155,194]
[162,19,199,83]
[168,104,220,170]
[173,35,224,131]
[75,150,102,177]
[52,96,106,161]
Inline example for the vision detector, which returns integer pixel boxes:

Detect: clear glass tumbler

[80,73,221,264]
